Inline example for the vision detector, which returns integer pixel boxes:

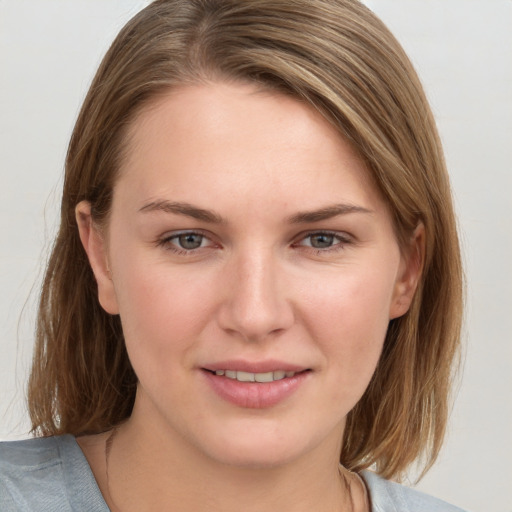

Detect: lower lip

[202,370,310,409]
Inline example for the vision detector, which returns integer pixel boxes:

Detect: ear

[389,223,425,320]
[75,201,119,315]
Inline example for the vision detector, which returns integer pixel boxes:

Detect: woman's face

[80,82,420,468]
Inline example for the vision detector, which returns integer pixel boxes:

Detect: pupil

[179,234,203,249]
[311,234,333,248]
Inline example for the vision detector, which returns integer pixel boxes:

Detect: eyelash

[156,230,352,255]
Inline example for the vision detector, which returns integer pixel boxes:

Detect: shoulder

[0,435,108,512]
[1,434,67,467]
[362,470,468,512]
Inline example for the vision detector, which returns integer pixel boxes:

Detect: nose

[217,249,295,343]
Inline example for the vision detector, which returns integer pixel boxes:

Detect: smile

[213,370,298,382]
[202,367,310,408]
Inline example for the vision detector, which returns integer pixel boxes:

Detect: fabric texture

[0,435,467,511]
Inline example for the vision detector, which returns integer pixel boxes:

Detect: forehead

[115,81,384,216]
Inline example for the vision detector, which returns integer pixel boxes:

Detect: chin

[193,419,328,470]
[207,442,301,469]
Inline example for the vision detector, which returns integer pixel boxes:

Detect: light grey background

[1,1,511,511]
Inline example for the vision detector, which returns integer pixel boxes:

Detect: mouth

[201,366,311,408]
[203,369,308,383]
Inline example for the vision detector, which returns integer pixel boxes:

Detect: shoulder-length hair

[28,0,463,480]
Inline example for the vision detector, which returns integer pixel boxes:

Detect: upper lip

[201,360,308,373]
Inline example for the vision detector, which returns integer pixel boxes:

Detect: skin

[76,81,423,511]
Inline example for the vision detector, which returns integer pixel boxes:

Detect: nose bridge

[220,243,293,341]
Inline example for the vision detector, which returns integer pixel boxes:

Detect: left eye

[297,232,346,249]
[306,233,336,248]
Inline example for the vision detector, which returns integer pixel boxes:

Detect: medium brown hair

[28,0,463,480]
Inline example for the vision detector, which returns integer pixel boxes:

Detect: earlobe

[75,201,119,315]
[389,223,425,320]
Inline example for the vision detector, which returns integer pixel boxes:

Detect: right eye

[173,233,206,250]
[157,231,214,254]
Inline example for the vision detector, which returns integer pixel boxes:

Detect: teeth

[215,370,297,382]
[237,371,255,382]
[255,372,274,383]
[273,370,286,380]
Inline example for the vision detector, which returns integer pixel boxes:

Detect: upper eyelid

[160,229,212,241]
[293,230,352,242]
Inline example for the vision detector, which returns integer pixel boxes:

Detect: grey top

[0,435,467,511]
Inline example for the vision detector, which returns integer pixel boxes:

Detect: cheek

[299,266,396,396]
[111,257,216,373]
[302,264,395,341]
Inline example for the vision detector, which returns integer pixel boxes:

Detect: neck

[104,404,353,512]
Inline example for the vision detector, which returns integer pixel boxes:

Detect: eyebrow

[138,200,225,223]
[138,200,372,224]
[287,204,374,223]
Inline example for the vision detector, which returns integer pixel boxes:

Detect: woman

[0,1,465,510]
